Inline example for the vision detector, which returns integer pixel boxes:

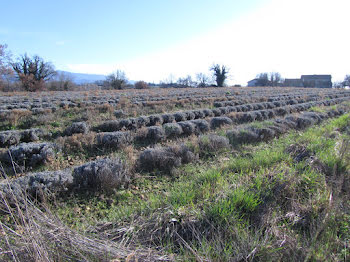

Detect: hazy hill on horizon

[56,70,106,85]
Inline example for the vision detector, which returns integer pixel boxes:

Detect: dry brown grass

[0,169,171,262]
[56,133,96,156]
[97,103,114,114]
[5,109,32,127]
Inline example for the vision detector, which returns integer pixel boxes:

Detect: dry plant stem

[0,181,171,261]
[304,138,349,262]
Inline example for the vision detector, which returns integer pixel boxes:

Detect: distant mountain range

[56,70,107,85]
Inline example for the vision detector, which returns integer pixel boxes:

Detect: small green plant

[50,121,60,127]
[207,187,261,223]
[309,106,326,113]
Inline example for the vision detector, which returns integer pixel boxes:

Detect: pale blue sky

[1,1,263,64]
[1,0,349,84]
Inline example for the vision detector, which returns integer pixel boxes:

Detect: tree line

[254,72,283,87]
[2,43,349,92]
[0,44,232,92]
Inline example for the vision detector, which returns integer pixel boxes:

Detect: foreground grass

[51,113,350,261]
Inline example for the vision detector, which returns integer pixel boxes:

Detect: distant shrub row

[0,105,347,202]
[96,97,349,133]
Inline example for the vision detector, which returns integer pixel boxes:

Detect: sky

[1,0,349,85]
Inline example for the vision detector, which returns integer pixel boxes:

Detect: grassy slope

[52,113,350,261]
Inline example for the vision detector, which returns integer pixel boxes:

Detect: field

[0,87,350,261]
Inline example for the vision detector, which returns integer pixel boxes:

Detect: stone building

[284,75,332,88]
[248,74,332,88]
[284,78,303,87]
[247,78,259,87]
[301,75,332,88]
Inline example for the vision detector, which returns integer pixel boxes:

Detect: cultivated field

[0,87,350,261]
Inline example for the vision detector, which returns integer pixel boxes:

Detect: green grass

[49,113,350,261]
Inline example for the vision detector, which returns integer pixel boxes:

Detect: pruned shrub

[145,126,165,143]
[210,117,233,129]
[212,108,222,116]
[255,127,276,141]
[174,112,187,122]
[203,109,214,117]
[254,111,263,121]
[163,123,183,138]
[190,119,210,133]
[114,109,125,118]
[0,128,45,147]
[178,121,196,135]
[137,144,195,173]
[149,115,163,126]
[96,120,121,132]
[96,131,133,149]
[218,107,229,115]
[260,110,269,120]
[161,113,175,124]
[269,122,288,135]
[184,111,196,120]
[192,110,205,119]
[239,112,255,123]
[64,122,89,136]
[299,116,316,128]
[21,128,45,143]
[133,116,148,128]
[119,119,133,130]
[72,158,129,192]
[198,134,230,157]
[226,129,259,145]
[0,169,73,202]
[0,130,22,147]
[1,142,56,169]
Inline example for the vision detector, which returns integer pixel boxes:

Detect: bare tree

[256,72,283,87]
[160,74,176,88]
[196,73,210,87]
[104,70,128,90]
[0,44,14,90]
[256,73,269,86]
[210,64,229,87]
[177,75,195,88]
[269,72,283,86]
[12,54,56,91]
[332,81,343,88]
[343,75,350,87]
[47,71,76,91]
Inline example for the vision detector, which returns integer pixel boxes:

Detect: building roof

[301,75,331,80]
[285,78,301,81]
